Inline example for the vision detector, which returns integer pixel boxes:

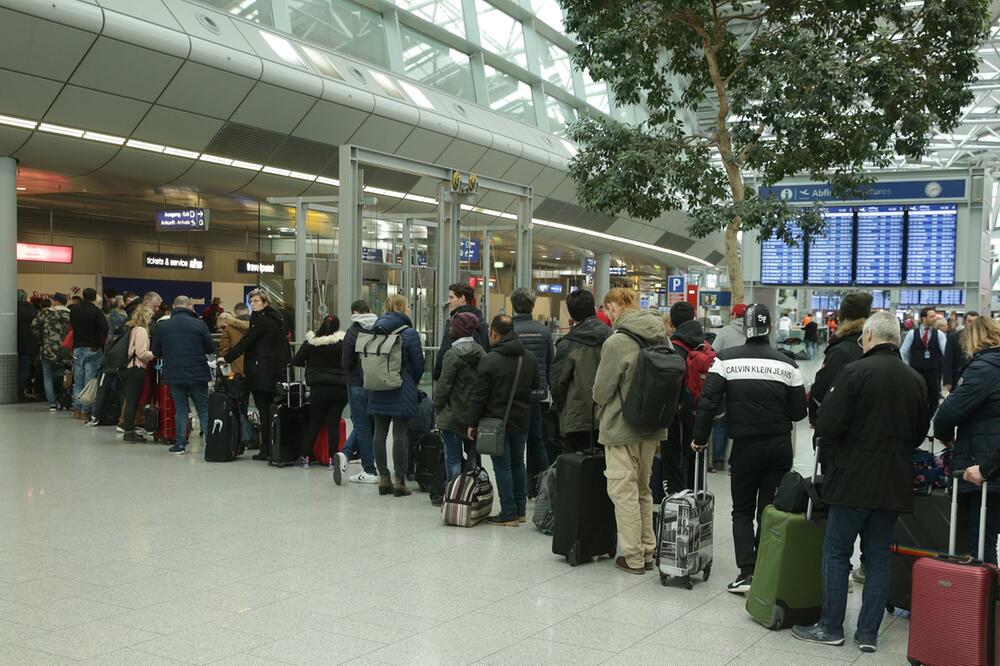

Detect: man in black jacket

[70,287,108,420]
[510,287,554,494]
[792,312,928,654]
[16,290,37,401]
[809,292,871,427]
[943,311,978,391]
[663,301,707,493]
[693,304,807,594]
[433,283,489,381]
[468,315,538,526]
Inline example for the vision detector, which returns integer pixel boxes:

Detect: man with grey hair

[150,295,215,454]
[126,290,162,318]
[510,286,554,494]
[793,311,929,654]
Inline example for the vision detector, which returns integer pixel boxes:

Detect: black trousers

[564,430,599,453]
[918,369,942,417]
[301,384,348,459]
[119,367,146,433]
[730,434,794,576]
[252,391,275,456]
[661,417,695,495]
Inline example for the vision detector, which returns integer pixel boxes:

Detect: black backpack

[102,329,132,372]
[618,330,684,429]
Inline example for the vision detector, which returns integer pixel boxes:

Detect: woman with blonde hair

[121,306,156,442]
[365,294,425,496]
[934,316,1000,564]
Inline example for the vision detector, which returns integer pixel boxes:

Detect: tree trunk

[725,219,744,304]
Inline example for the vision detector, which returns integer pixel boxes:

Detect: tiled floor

[0,358,910,665]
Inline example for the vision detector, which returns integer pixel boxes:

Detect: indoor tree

[560,0,990,302]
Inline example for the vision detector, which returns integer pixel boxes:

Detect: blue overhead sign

[759,179,966,203]
[582,256,596,275]
[460,239,481,263]
[667,276,686,294]
[156,208,209,231]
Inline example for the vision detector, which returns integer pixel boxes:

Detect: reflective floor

[0,358,909,665]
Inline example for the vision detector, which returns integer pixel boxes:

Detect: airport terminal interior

[2,0,1000,663]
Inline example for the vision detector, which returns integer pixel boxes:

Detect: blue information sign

[807,207,854,285]
[667,275,686,294]
[459,239,481,263]
[155,208,209,231]
[906,204,957,286]
[759,179,966,203]
[760,227,804,285]
[582,256,596,275]
[362,247,384,263]
[855,206,904,285]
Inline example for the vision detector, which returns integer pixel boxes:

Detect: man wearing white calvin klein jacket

[691,304,808,595]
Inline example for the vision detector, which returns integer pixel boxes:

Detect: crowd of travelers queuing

[11,283,1000,650]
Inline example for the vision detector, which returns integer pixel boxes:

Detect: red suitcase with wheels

[907,474,998,666]
[312,419,347,466]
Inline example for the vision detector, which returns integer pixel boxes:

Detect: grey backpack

[357,325,408,391]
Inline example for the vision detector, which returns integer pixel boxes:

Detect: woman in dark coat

[366,295,425,496]
[223,289,290,461]
[934,316,1000,564]
[291,315,348,476]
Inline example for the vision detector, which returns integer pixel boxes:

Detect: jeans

[301,385,348,459]
[819,505,898,642]
[968,489,999,565]
[711,414,729,469]
[526,401,550,485]
[72,347,101,414]
[491,431,528,518]
[17,353,32,398]
[170,383,210,449]
[806,341,817,360]
[41,359,61,407]
[730,434,794,576]
[372,415,410,480]
[441,428,477,482]
[348,385,377,475]
[120,367,146,433]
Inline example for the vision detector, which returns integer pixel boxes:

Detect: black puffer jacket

[292,331,347,388]
[817,343,930,512]
[469,334,538,433]
[512,313,553,400]
[693,338,807,444]
[809,321,865,425]
[17,300,37,356]
[224,306,291,393]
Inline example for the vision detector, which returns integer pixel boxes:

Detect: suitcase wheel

[607,549,616,560]
[683,576,693,591]
[702,565,711,582]
[660,573,669,587]
[907,660,921,666]
[885,604,895,615]
[567,543,579,567]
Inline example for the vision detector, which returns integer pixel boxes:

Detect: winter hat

[744,303,772,338]
[596,310,612,327]
[731,303,747,318]
[450,312,479,339]
[838,291,873,322]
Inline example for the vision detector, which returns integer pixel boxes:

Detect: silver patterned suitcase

[656,448,714,588]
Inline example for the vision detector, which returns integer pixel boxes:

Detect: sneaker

[853,632,877,653]
[791,624,845,646]
[168,445,186,455]
[333,452,348,486]
[136,428,150,437]
[644,560,654,571]
[486,514,520,527]
[299,456,311,469]
[727,574,753,594]
[430,495,443,507]
[615,556,645,575]
[349,471,379,484]
[83,416,99,426]
[851,564,866,584]
[48,405,58,412]
[115,426,125,433]
[123,432,147,443]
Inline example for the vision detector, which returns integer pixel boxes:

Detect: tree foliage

[560,0,990,299]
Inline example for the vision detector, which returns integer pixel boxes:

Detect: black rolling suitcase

[413,431,445,493]
[551,443,617,566]
[205,386,243,462]
[269,366,308,468]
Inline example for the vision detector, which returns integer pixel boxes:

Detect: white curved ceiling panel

[607,219,664,244]
[292,100,370,146]
[159,62,256,120]
[236,173,313,200]
[548,177,579,203]
[259,60,323,99]
[188,37,262,80]
[231,82,316,135]
[70,37,184,102]
[437,139,489,172]
[14,134,118,175]
[503,158,546,186]
[490,133,525,161]
[453,119,493,147]
[348,115,415,154]
[529,168,566,198]
[0,126,31,156]
[396,128,451,163]
[471,149,520,179]
[101,8,189,58]
[0,68,64,119]
[416,111,459,141]
[94,151,193,185]
[160,0,256,55]
[94,0,182,30]
[45,85,151,135]
[319,79,376,114]
[372,96,421,128]
[133,106,224,151]
[168,161,256,193]
[0,8,98,80]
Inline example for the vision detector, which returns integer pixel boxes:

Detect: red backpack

[672,340,717,416]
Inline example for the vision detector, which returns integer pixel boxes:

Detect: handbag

[476,356,523,456]
[441,466,495,527]
[78,377,99,406]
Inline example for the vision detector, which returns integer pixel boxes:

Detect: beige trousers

[604,441,659,569]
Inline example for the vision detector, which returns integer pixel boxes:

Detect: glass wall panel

[288,0,388,68]
[400,26,475,101]
[396,0,466,38]
[545,95,577,136]
[196,0,274,25]
[474,0,527,68]
[538,37,572,91]
[523,0,564,33]
[485,65,534,125]
[582,69,610,113]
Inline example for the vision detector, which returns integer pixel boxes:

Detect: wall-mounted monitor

[806,207,853,285]
[760,227,804,285]
[939,289,965,306]
[906,204,957,285]
[855,205,904,285]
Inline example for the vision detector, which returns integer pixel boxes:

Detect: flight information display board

[855,205,904,285]
[919,289,941,305]
[906,204,957,285]
[939,289,965,306]
[872,290,890,310]
[898,289,921,305]
[760,227,804,284]
[807,207,854,285]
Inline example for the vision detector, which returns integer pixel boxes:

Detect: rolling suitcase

[745,449,825,630]
[205,374,243,462]
[656,448,714,589]
[551,443,617,566]
[270,366,308,468]
[312,418,347,466]
[907,475,998,666]
[413,431,445,493]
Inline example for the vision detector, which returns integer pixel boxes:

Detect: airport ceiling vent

[705,250,725,265]
[204,122,337,177]
[534,199,614,232]
[655,229,696,254]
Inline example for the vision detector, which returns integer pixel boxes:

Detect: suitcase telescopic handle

[950,470,989,561]
[807,432,821,521]
[693,446,707,496]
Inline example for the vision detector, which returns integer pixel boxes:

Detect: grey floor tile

[249,629,386,665]
[133,624,273,665]
[17,620,161,661]
[478,637,616,665]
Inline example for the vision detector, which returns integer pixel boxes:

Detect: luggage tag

[924,350,931,360]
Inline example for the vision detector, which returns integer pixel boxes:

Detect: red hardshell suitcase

[312,419,347,466]
[907,475,998,666]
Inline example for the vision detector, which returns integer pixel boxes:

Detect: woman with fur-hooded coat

[809,291,873,426]
[291,315,349,466]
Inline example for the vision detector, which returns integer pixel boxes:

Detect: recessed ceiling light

[16,186,26,191]
[316,176,340,186]
[0,114,37,130]
[231,160,263,171]
[38,123,84,138]
[263,166,291,177]
[259,30,306,67]
[289,171,317,181]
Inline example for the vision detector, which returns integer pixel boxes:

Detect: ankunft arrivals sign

[237,259,282,274]
[156,208,209,231]
[144,252,205,270]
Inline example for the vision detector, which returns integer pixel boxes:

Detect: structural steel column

[0,157,16,403]
[596,252,611,300]
[337,146,361,325]
[294,199,307,344]
[516,192,533,289]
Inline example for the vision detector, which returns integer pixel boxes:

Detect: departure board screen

[872,290,890,310]
[807,207,854,285]
[919,289,941,305]
[906,204,957,285]
[855,205,904,285]
[811,292,830,312]
[760,227,804,284]
[939,289,965,306]
[898,289,920,305]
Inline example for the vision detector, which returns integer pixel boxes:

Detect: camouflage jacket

[32,305,71,362]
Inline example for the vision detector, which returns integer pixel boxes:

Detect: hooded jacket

[934,347,1000,493]
[292,330,348,388]
[817,343,930,512]
[365,311,425,419]
[809,318,865,425]
[17,300,37,357]
[32,304,70,362]
[223,305,291,393]
[469,333,538,433]
[150,308,215,386]
[512,313,554,400]
[711,318,746,354]
[217,313,250,377]
[342,313,378,387]
[551,316,612,434]
[433,304,489,381]
[593,309,670,445]
[434,337,487,433]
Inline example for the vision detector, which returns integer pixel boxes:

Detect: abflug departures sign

[156,208,209,231]
[144,252,205,270]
